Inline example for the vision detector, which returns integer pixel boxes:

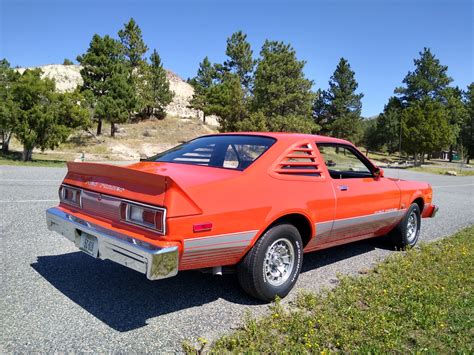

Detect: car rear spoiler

[64,162,202,217]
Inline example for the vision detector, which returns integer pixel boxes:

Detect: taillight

[120,201,165,234]
[59,185,82,207]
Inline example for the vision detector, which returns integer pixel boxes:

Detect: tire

[237,223,303,302]
[391,203,421,248]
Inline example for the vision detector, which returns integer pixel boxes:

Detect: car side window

[317,144,372,179]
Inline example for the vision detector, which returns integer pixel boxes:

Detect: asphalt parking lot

[1,165,473,352]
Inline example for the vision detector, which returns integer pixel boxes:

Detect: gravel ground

[1,165,473,352]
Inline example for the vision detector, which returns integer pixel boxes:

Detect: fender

[245,209,315,251]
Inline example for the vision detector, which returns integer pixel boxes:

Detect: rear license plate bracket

[79,232,99,258]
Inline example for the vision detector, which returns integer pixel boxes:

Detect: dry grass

[5,116,217,162]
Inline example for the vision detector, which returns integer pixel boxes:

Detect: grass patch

[0,151,67,167]
[203,226,474,353]
[408,166,474,176]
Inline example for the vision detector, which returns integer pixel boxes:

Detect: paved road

[1,165,473,352]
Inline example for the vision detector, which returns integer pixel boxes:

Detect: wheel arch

[252,212,314,249]
[412,196,425,213]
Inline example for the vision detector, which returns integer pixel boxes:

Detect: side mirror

[327,160,337,167]
[373,167,384,179]
[139,154,149,162]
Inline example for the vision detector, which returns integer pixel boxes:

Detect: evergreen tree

[141,49,174,118]
[224,31,255,93]
[207,73,248,132]
[316,58,364,142]
[375,96,403,154]
[235,111,268,132]
[63,58,74,65]
[12,69,89,161]
[0,59,20,153]
[77,34,133,135]
[253,40,316,132]
[400,98,452,165]
[442,87,467,161]
[189,56,216,123]
[118,18,149,114]
[360,117,379,155]
[118,18,148,68]
[392,48,460,162]
[395,48,452,103]
[95,65,135,136]
[462,83,474,163]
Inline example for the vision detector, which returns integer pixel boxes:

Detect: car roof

[208,132,354,146]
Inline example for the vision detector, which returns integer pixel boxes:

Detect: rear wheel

[237,224,303,302]
[391,203,421,248]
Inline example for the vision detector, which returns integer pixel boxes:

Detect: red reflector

[193,223,213,233]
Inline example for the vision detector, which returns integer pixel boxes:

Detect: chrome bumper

[426,204,439,218]
[45,207,178,280]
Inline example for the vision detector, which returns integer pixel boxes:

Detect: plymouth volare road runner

[45,133,437,301]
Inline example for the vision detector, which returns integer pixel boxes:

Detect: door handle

[338,185,349,191]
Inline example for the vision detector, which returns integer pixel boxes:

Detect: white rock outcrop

[18,64,219,125]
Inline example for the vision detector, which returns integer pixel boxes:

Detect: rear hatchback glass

[147,135,276,170]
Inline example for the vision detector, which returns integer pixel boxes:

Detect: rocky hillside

[18,64,219,126]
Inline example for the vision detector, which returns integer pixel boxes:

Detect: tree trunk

[96,119,102,136]
[22,145,33,161]
[448,145,454,162]
[110,122,115,137]
[1,131,11,154]
[420,153,425,165]
[203,113,206,124]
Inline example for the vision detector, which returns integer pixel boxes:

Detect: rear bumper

[45,207,179,280]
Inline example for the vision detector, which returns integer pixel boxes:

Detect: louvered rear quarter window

[274,142,322,176]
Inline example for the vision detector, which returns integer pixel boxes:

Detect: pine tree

[0,59,20,153]
[77,34,133,135]
[189,56,216,123]
[395,48,452,103]
[392,48,460,162]
[375,96,403,154]
[316,58,364,142]
[224,31,255,93]
[207,73,247,132]
[462,83,474,163]
[118,18,148,115]
[252,40,316,132]
[11,69,89,160]
[141,49,174,118]
[400,98,452,165]
[118,18,148,68]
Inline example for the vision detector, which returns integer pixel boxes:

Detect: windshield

[147,135,276,170]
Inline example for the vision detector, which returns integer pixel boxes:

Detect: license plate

[79,233,98,257]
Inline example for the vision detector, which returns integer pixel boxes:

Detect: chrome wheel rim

[263,238,295,286]
[406,211,418,243]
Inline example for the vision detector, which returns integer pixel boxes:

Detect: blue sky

[1,0,472,116]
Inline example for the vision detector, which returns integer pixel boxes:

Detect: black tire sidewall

[252,224,303,301]
[401,204,421,247]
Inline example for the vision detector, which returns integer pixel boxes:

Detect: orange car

[45,133,437,301]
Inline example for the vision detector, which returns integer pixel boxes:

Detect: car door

[316,143,401,244]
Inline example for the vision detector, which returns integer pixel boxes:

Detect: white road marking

[432,183,474,188]
[0,199,58,203]
[0,179,61,182]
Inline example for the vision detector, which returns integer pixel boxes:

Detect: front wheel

[391,203,421,248]
[237,224,303,302]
